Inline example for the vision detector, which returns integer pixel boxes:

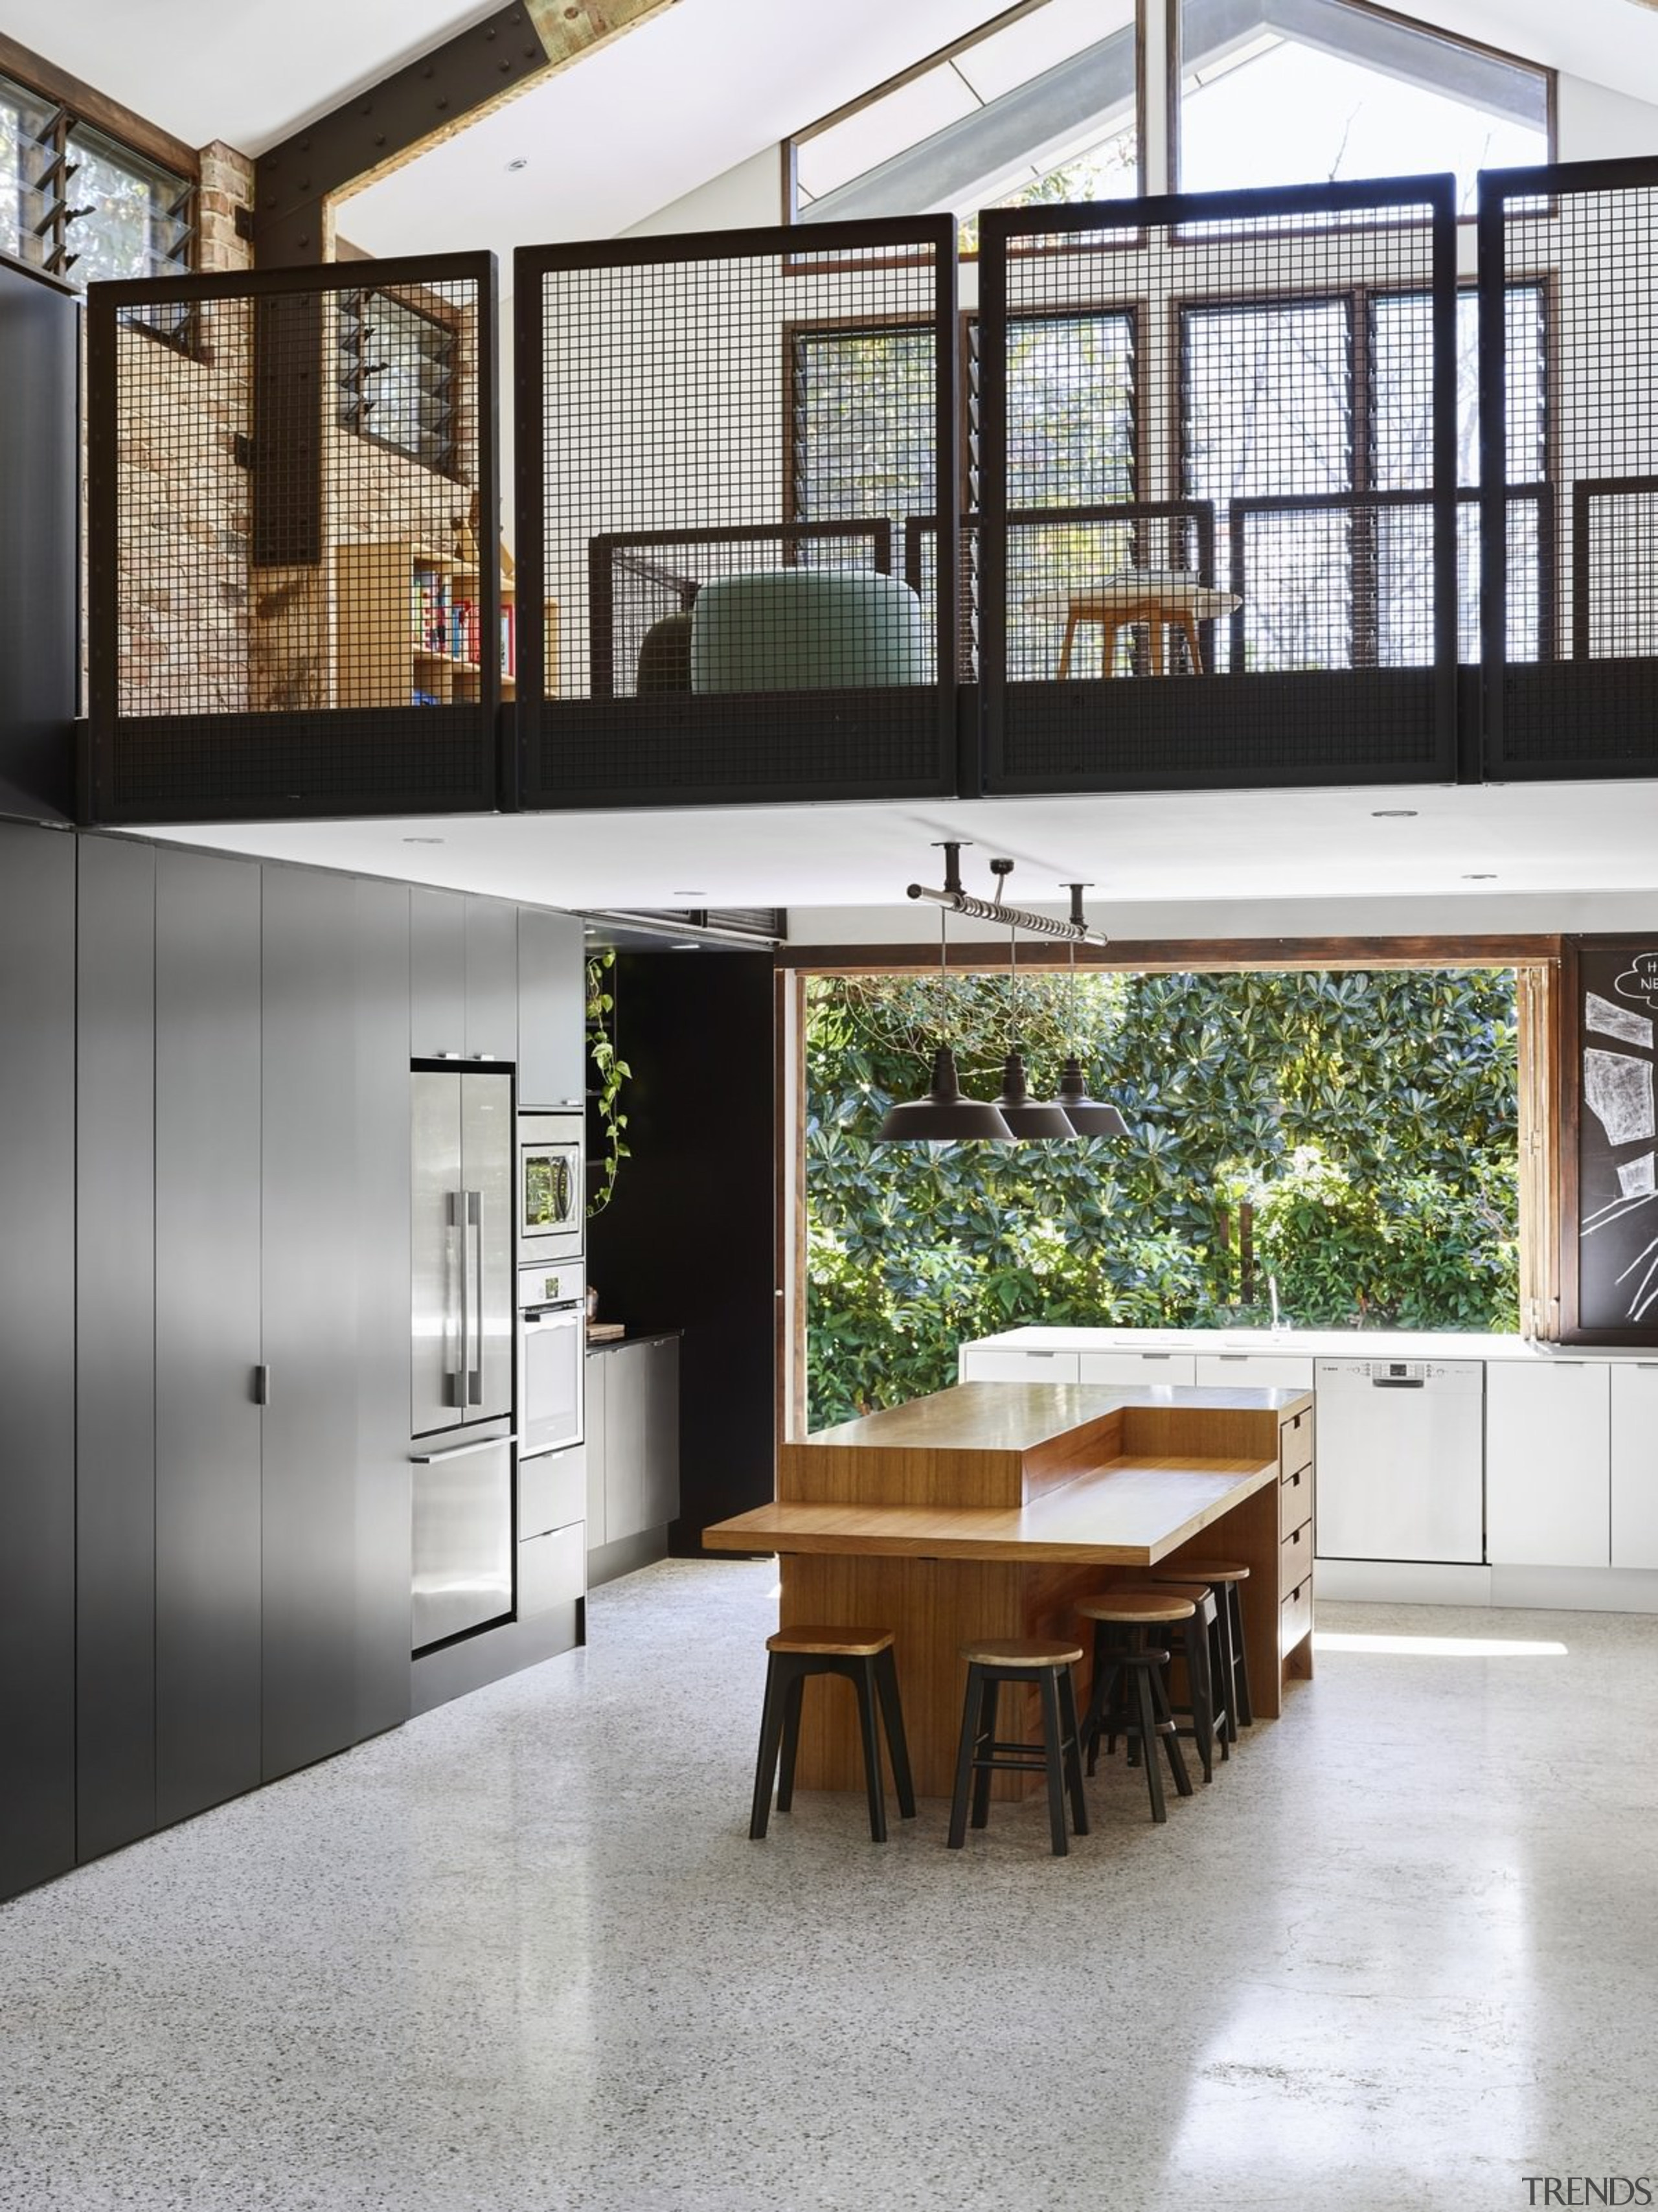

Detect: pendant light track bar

[905,883,1107,945]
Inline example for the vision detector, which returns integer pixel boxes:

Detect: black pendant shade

[993,1050,1077,1139]
[878,1044,1015,1142]
[1056,1056,1128,1137]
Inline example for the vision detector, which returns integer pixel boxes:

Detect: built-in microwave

[519,1112,584,1260]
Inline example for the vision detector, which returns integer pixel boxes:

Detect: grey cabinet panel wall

[75,836,157,1862]
[595,1339,681,1546]
[411,887,466,1058]
[464,896,518,1064]
[261,867,411,1781]
[154,849,264,1829]
[605,1345,652,1544]
[351,879,414,1737]
[0,822,75,1902]
[518,909,585,1107]
[585,1352,608,1546]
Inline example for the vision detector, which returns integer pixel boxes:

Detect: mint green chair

[689,569,926,692]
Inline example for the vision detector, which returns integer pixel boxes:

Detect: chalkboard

[1567,940,1658,1340]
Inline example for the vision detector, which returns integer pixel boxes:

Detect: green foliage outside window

[806,966,1519,1427]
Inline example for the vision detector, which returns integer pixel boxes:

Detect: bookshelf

[334,540,558,708]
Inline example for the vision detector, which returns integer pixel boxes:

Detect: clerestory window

[0,73,192,286]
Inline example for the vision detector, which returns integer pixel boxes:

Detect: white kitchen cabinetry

[1079,1350,1197,1387]
[1611,1363,1658,1570]
[1194,1352,1317,1392]
[959,1347,1080,1384]
[1486,1362,1610,1568]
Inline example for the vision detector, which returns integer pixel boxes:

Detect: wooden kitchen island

[704,1382,1315,1799]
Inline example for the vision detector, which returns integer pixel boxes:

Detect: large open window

[797,957,1543,1428]
[1177,0,1549,209]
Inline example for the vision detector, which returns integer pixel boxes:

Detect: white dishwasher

[1314,1359,1485,1564]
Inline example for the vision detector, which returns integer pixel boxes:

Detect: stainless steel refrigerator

[411,1067,516,1652]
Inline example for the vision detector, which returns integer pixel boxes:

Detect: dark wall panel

[76,835,158,1861]
[0,260,76,825]
[0,821,76,1900]
[587,953,775,1545]
[154,849,264,1827]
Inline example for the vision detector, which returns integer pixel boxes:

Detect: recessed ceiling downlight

[1371,808,1418,818]
[505,158,528,172]
[402,836,445,844]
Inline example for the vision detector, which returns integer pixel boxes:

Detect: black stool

[1164,1560,1253,1737]
[1076,1591,1196,1825]
[750,1626,915,1843]
[1144,1579,1231,1781]
[947,1637,1089,1857]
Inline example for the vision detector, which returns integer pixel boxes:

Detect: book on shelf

[500,601,516,679]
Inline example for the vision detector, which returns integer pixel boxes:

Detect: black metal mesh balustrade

[976,177,1460,795]
[1481,157,1658,779]
[85,255,499,823]
[513,219,959,807]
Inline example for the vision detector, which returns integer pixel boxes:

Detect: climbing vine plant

[585,950,630,1219]
[806,966,1520,1427]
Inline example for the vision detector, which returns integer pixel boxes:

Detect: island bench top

[802,1379,1312,1453]
[703,1452,1279,1566]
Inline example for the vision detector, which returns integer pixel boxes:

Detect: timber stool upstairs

[1076,1591,1196,1824]
[947,1637,1089,1857]
[1163,1560,1253,1737]
[750,1627,915,1843]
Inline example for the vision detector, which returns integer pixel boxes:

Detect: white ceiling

[135,780,1658,928]
[10,0,1658,212]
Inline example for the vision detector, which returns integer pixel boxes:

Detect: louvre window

[0,75,190,286]
[338,288,460,477]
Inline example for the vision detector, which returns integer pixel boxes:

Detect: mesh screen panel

[978,181,1459,792]
[517,222,957,804]
[86,257,497,821]
[1484,164,1658,774]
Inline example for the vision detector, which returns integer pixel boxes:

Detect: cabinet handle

[253,1363,271,1406]
[411,1433,519,1465]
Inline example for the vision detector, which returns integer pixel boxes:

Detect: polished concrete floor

[2,1562,1653,2212]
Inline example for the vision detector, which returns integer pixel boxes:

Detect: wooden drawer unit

[1279,1457,1313,1544]
[1280,1519,1313,1590]
[1280,1573,1313,1661]
[1280,1402,1314,1478]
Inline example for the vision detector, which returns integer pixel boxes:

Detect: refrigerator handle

[467,1189,484,1405]
[448,1189,469,1408]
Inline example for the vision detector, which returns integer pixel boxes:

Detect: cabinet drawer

[519,1445,585,1541]
[1280,1404,1315,1478]
[519,1521,584,1618]
[1280,1520,1313,1593]
[1195,1352,1315,1392]
[1280,1574,1313,1659]
[962,1349,1080,1384]
[1278,1459,1313,1544]
[1078,1351,1196,1387]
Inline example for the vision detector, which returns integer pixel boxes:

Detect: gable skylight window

[1177,0,1550,210]
[791,0,1140,232]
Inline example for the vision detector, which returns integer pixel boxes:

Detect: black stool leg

[873,1647,916,1819]
[852,1657,888,1843]
[1149,1652,1195,1798]
[1082,1623,1117,1775]
[1185,1615,1215,1784]
[775,1667,808,1811]
[1229,1583,1254,1727]
[969,1676,1000,1830]
[1131,1661,1166,1823]
[1038,1667,1069,1857]
[1207,1612,1231,1762]
[749,1655,789,1840]
[1056,1666,1090,1838]
[947,1664,983,1850]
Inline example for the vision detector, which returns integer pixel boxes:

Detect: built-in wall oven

[519,1260,585,1458]
[519,1112,584,1261]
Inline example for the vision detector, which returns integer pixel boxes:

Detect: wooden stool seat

[1172,1559,1249,1581]
[1078,1590,1196,1626]
[767,1625,894,1658]
[959,1635,1083,1668]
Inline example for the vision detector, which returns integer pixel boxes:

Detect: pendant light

[877,902,1014,1142]
[991,861,1074,1140]
[1054,884,1127,1137]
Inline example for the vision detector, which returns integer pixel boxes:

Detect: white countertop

[964,1325,1658,1363]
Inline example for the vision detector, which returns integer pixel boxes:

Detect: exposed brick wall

[197,141,254,275]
